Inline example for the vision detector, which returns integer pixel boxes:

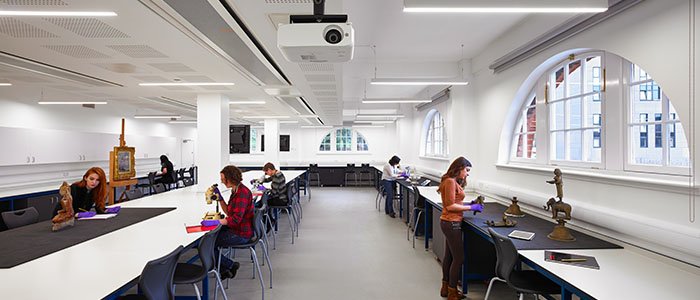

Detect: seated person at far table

[253,162,288,206]
[51,167,120,218]
[201,165,254,280]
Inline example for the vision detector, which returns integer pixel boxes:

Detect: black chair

[176,168,186,188]
[343,163,357,186]
[1,207,39,229]
[183,178,194,187]
[307,164,320,187]
[407,186,425,248]
[153,183,166,194]
[120,245,183,300]
[190,166,198,184]
[125,189,144,201]
[486,228,561,300]
[359,163,372,186]
[269,181,297,246]
[173,225,228,300]
[137,172,157,195]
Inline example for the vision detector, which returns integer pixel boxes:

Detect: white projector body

[277,23,354,63]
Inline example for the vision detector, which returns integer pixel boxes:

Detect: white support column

[264,119,280,168]
[196,94,229,191]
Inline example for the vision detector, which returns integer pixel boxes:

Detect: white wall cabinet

[0,127,30,166]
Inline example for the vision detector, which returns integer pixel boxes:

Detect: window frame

[510,92,538,162]
[422,110,448,158]
[316,128,371,154]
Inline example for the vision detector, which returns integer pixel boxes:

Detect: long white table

[0,170,307,300]
[416,185,700,299]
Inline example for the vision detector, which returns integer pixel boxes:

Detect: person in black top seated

[52,167,109,217]
[155,155,175,190]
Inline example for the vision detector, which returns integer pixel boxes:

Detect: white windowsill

[419,155,450,161]
[497,162,697,194]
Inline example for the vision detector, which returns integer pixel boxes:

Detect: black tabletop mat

[0,207,176,268]
[463,203,621,250]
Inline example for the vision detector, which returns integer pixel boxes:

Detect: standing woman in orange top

[437,157,483,300]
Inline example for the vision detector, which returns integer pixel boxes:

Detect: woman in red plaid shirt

[211,165,255,279]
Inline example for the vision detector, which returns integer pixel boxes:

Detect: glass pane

[585,56,602,93]
[526,105,536,133]
[567,60,582,96]
[668,99,679,121]
[568,97,581,129]
[515,135,524,158]
[551,101,564,130]
[551,131,565,160]
[630,84,661,123]
[668,123,690,167]
[552,67,565,100]
[630,125,662,165]
[529,96,536,106]
[631,64,651,83]
[525,134,536,159]
[584,95,602,127]
[569,130,582,161]
[583,129,602,162]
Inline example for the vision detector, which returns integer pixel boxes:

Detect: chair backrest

[361,163,370,171]
[252,207,265,243]
[182,178,194,186]
[186,166,194,178]
[2,207,39,229]
[125,189,144,200]
[286,180,297,203]
[148,172,157,185]
[345,163,355,172]
[308,164,318,172]
[411,186,425,208]
[260,190,270,208]
[488,228,518,281]
[178,168,186,180]
[139,245,183,300]
[198,225,221,274]
[154,183,166,194]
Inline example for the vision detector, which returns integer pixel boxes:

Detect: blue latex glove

[105,206,120,214]
[469,204,484,212]
[76,211,96,218]
[256,185,266,191]
[201,220,219,227]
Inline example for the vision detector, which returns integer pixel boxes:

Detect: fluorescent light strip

[362,98,432,104]
[403,0,608,13]
[38,101,107,105]
[0,83,12,86]
[139,82,234,86]
[356,114,405,118]
[352,125,385,128]
[354,120,395,124]
[230,100,266,105]
[0,11,118,16]
[242,115,290,119]
[134,115,181,119]
[301,125,332,129]
[169,120,197,124]
[404,7,607,13]
[371,78,468,86]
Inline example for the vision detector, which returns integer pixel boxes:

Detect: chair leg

[210,269,229,300]
[286,208,295,244]
[192,283,202,300]
[518,293,524,300]
[413,210,423,248]
[249,247,265,300]
[260,240,273,288]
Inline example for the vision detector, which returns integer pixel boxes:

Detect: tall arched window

[423,110,447,157]
[357,132,369,151]
[317,128,370,153]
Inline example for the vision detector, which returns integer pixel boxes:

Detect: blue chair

[119,245,183,300]
[1,207,39,229]
[173,225,228,300]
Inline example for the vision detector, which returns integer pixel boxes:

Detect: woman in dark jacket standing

[155,155,175,189]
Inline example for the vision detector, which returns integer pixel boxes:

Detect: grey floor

[164,187,549,300]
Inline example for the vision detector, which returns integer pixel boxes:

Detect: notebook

[185,225,218,233]
[508,230,535,240]
[545,251,600,269]
[77,214,117,220]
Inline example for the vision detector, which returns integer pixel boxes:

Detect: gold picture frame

[113,146,135,180]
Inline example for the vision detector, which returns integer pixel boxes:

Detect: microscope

[203,184,225,221]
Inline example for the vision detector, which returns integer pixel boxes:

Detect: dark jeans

[382,179,395,214]
[440,220,464,288]
[215,230,250,270]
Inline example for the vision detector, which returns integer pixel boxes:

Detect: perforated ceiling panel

[177,75,214,82]
[0,18,58,38]
[107,45,168,58]
[309,84,335,90]
[42,45,110,58]
[264,0,311,3]
[132,75,170,82]
[44,17,129,38]
[305,74,335,82]
[148,63,194,72]
[313,90,336,96]
[93,63,144,73]
[299,63,333,72]
[1,0,67,5]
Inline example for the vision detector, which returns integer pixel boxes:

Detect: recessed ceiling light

[370,78,468,86]
[356,114,405,118]
[169,120,197,124]
[139,82,235,86]
[230,100,265,105]
[134,114,181,119]
[0,11,118,16]
[362,98,432,104]
[242,115,291,119]
[38,101,107,105]
[403,0,607,13]
[0,83,12,86]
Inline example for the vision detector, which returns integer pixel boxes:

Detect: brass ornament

[504,196,525,217]
[544,168,576,242]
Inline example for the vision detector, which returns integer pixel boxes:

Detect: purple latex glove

[468,204,484,212]
[250,179,256,185]
[256,185,266,191]
[105,206,121,214]
[201,220,219,227]
[76,211,96,218]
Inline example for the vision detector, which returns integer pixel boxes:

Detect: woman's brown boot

[447,287,461,300]
[440,280,449,297]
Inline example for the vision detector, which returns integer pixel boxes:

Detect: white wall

[395,0,700,266]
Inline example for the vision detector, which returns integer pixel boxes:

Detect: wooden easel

[108,119,137,205]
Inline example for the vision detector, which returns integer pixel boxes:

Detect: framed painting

[113,146,135,180]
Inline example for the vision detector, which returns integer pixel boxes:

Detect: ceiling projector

[277,0,354,63]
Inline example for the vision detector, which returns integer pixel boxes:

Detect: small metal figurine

[52,182,75,231]
[504,196,525,217]
[203,184,225,221]
[472,195,485,215]
[543,168,576,242]
[484,215,517,227]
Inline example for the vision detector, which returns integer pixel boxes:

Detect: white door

[181,139,195,167]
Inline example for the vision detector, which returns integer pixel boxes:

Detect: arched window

[316,128,371,153]
[357,132,369,151]
[423,110,447,157]
[319,133,331,151]
[336,128,352,151]
[506,50,690,176]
